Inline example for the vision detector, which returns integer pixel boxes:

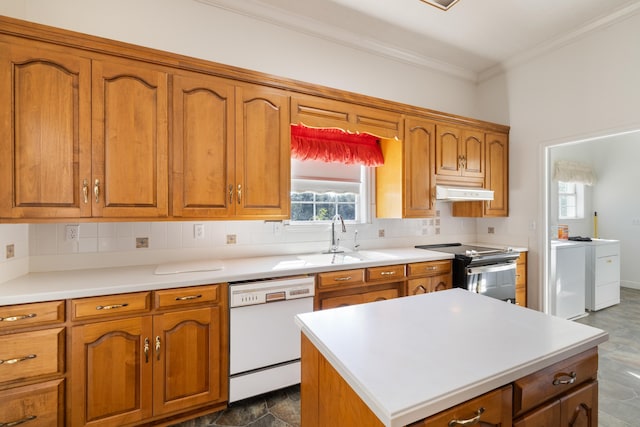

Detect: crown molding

[195,0,478,82]
[478,1,640,82]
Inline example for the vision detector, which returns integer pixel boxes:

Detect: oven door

[466,262,517,303]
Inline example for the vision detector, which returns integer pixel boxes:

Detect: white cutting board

[154,259,224,275]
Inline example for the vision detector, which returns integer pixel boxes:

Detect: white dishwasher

[229,275,315,402]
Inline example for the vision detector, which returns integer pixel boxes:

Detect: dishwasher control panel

[229,276,315,307]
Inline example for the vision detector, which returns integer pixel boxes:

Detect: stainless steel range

[415,243,520,303]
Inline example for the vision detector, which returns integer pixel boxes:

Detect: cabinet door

[235,85,290,219]
[484,133,508,217]
[172,73,235,218]
[153,307,225,415]
[320,293,364,310]
[404,117,436,217]
[70,317,153,427]
[92,59,168,218]
[361,288,400,304]
[435,125,461,176]
[560,381,597,427]
[407,274,450,295]
[514,400,561,427]
[0,41,91,218]
[460,129,484,178]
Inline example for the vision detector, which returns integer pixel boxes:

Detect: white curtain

[553,160,597,185]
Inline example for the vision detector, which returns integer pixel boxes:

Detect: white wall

[479,10,640,309]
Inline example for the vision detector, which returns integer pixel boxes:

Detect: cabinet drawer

[513,348,597,417]
[154,284,220,309]
[366,265,405,281]
[407,260,451,277]
[0,379,64,427]
[71,292,151,320]
[0,328,64,383]
[0,300,65,331]
[408,385,512,426]
[317,269,365,289]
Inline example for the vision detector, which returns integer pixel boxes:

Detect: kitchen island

[295,288,608,427]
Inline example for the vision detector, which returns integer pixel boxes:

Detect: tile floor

[576,287,640,426]
[173,287,640,427]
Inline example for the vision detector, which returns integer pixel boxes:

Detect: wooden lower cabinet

[0,379,65,427]
[514,381,597,427]
[316,266,404,310]
[406,260,452,296]
[70,286,227,427]
[515,252,527,307]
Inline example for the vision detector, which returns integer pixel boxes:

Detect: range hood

[435,185,494,201]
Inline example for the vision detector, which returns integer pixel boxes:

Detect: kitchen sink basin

[297,253,363,266]
[297,250,398,266]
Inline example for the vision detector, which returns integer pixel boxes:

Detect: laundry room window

[558,181,584,219]
[290,158,368,224]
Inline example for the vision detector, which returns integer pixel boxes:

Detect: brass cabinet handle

[95,303,129,311]
[94,179,100,203]
[155,336,161,361]
[553,371,577,386]
[175,294,202,301]
[237,184,242,204]
[144,337,150,363]
[0,415,37,426]
[0,313,36,322]
[0,354,37,365]
[82,179,89,204]
[333,276,352,282]
[448,407,484,426]
[380,271,396,276]
[427,266,437,271]
[228,184,234,204]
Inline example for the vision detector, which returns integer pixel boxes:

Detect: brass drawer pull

[0,354,37,365]
[95,303,129,311]
[380,271,396,276]
[427,266,437,271]
[175,294,202,301]
[333,276,352,282]
[552,371,577,386]
[448,407,484,426]
[1,415,37,426]
[0,313,37,322]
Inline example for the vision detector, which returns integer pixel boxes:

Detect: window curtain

[291,123,384,166]
[552,160,597,185]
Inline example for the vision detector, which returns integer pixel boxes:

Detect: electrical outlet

[136,237,149,248]
[488,227,495,234]
[378,229,385,238]
[194,224,205,240]
[65,224,80,241]
[226,234,237,244]
[6,244,15,259]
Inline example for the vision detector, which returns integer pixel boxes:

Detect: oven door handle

[467,262,516,275]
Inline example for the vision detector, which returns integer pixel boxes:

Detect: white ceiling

[197,0,640,81]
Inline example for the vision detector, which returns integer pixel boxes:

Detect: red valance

[291,123,384,166]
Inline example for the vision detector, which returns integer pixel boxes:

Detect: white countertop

[295,289,608,427]
[0,248,452,305]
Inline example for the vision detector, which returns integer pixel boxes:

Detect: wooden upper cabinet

[0,40,92,219]
[484,132,509,217]
[435,125,484,180]
[377,117,435,218]
[171,72,235,218]
[291,93,402,139]
[92,59,169,218]
[235,85,290,219]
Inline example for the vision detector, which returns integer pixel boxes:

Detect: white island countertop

[295,288,608,427]
[0,248,452,305]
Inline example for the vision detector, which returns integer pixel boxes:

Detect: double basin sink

[296,251,397,266]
